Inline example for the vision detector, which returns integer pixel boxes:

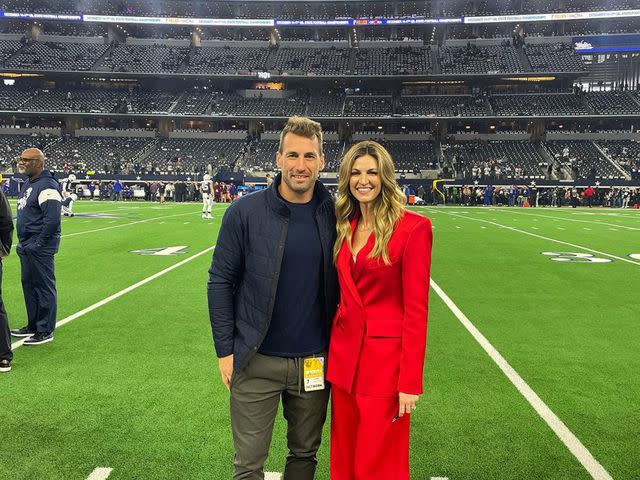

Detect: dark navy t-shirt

[259,195,327,357]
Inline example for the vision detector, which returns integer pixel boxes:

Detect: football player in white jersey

[61,191,77,217]
[201,174,214,219]
[61,173,76,195]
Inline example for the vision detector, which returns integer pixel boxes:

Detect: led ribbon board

[464,9,640,23]
[82,15,275,27]
[573,34,640,53]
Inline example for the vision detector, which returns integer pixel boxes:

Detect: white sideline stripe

[431,477,449,480]
[488,208,640,231]
[76,203,228,216]
[11,245,215,350]
[423,208,640,267]
[62,211,199,238]
[265,473,282,480]
[430,279,613,480]
[85,467,113,480]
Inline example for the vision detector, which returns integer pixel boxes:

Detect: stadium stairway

[484,96,494,116]
[540,142,573,181]
[593,141,632,180]
[90,42,118,72]
[516,45,532,72]
[41,136,63,154]
[430,49,441,75]
[1,40,29,68]
[583,96,596,116]
[629,91,640,109]
[346,50,357,77]
[135,138,161,166]
[264,47,277,72]
[167,92,184,114]
[435,141,446,173]
[537,142,562,180]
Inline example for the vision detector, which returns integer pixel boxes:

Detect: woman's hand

[398,392,420,418]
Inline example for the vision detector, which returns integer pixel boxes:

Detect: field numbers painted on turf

[542,252,612,263]
[130,246,188,256]
[86,467,112,480]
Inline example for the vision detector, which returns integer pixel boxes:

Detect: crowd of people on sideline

[433,185,640,208]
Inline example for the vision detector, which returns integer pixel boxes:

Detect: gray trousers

[230,352,329,480]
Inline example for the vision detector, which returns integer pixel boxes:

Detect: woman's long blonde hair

[333,141,406,265]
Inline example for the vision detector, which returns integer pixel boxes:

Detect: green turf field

[1,201,638,480]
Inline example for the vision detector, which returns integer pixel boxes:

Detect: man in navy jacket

[10,148,62,346]
[208,117,338,480]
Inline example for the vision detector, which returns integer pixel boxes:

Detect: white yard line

[422,208,640,267]
[85,467,113,480]
[265,473,282,480]
[482,208,640,231]
[62,212,200,238]
[430,279,613,480]
[12,245,215,350]
[75,203,227,215]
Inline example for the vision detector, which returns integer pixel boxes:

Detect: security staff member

[10,148,62,346]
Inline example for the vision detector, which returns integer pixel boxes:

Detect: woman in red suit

[327,140,433,480]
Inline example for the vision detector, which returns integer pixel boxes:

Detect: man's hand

[398,392,419,418]
[219,354,234,391]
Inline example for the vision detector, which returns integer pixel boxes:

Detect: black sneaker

[23,332,54,346]
[0,359,10,372]
[10,326,35,338]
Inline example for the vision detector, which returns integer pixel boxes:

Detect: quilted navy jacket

[207,173,339,371]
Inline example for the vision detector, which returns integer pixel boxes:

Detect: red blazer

[327,210,433,396]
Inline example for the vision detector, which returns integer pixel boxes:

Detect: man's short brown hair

[278,116,324,156]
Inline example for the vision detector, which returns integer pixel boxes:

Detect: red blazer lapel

[337,216,364,308]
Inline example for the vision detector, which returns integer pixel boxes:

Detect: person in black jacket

[0,182,14,372]
[10,148,62,346]
[208,116,338,480]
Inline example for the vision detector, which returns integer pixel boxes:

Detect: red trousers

[330,386,411,480]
